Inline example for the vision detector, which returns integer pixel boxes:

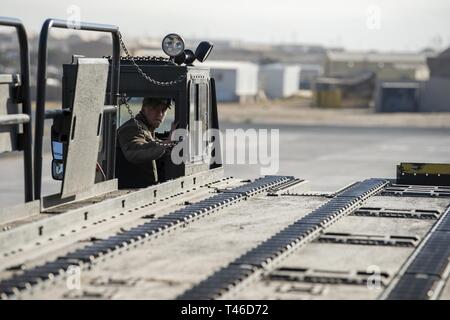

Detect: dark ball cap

[142,97,172,109]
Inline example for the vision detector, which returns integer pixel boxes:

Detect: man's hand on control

[165,121,179,143]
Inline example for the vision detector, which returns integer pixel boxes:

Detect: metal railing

[0,17,33,202]
[34,18,121,200]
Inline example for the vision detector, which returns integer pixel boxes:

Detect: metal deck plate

[177,178,388,300]
[0,175,291,298]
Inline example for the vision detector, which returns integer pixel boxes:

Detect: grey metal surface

[2,176,448,300]
[352,207,441,219]
[0,114,30,126]
[383,205,450,300]
[383,184,450,198]
[231,194,446,300]
[61,58,109,198]
[316,232,420,247]
[0,200,40,226]
[0,180,318,300]
[44,105,117,120]
[42,178,118,211]
[266,267,390,287]
[0,167,224,255]
[0,175,293,298]
[177,178,388,300]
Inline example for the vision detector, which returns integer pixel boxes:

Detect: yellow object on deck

[396,162,450,186]
[315,89,342,108]
[399,163,450,175]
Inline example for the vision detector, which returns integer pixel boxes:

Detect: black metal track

[385,205,450,300]
[0,175,294,299]
[177,178,388,300]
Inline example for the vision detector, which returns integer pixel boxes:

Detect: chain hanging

[117,31,187,87]
[116,32,182,149]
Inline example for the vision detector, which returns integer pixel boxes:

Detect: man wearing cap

[116,97,177,188]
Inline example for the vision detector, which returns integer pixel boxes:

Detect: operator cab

[49,32,220,201]
[0,17,225,253]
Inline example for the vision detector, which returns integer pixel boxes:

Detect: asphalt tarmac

[1,122,450,207]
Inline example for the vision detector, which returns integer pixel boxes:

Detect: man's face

[142,104,169,129]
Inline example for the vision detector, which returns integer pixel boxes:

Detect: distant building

[203,61,258,103]
[315,71,376,109]
[374,47,450,113]
[299,64,323,90]
[375,82,421,112]
[259,64,300,99]
[421,47,450,112]
[325,51,430,81]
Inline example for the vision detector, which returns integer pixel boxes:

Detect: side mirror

[51,141,63,160]
[195,41,213,62]
[51,141,64,180]
[51,159,64,180]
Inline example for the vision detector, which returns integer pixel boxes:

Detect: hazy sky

[1,0,450,51]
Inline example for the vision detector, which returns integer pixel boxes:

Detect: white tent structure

[202,61,259,103]
[259,64,300,99]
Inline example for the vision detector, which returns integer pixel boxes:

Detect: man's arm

[155,121,179,143]
[118,125,168,164]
